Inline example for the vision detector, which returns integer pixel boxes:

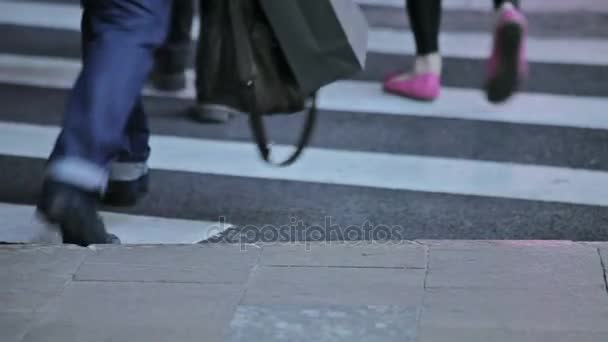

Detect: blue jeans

[47,0,171,192]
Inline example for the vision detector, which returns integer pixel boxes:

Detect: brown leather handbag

[197,0,317,166]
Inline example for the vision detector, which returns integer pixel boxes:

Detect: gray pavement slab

[258,242,426,268]
[425,240,606,289]
[19,282,243,342]
[227,304,417,342]
[418,287,608,340]
[0,312,39,342]
[595,242,608,264]
[1,245,88,313]
[2,243,608,342]
[418,328,608,342]
[75,245,260,284]
[242,266,425,307]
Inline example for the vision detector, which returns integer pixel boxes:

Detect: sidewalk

[2,241,608,342]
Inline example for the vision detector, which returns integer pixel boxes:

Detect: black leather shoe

[102,174,149,207]
[37,180,121,247]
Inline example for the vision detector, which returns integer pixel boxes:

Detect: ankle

[498,2,515,11]
[414,53,442,75]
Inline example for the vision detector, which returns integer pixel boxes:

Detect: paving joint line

[82,261,229,272]
[71,248,95,282]
[414,244,431,341]
[72,279,242,285]
[597,248,608,296]
[235,245,265,307]
[263,265,424,270]
[422,245,430,290]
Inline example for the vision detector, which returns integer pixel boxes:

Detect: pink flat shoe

[485,6,529,103]
[383,73,441,101]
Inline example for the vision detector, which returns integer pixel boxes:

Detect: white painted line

[319,80,608,130]
[355,0,495,11]
[354,0,608,13]
[369,28,608,66]
[1,1,607,66]
[0,53,196,98]
[354,0,405,8]
[0,203,231,244]
[2,121,608,207]
[0,1,81,30]
[2,53,608,130]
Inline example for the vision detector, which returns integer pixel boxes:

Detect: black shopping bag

[259,0,369,93]
[197,0,368,166]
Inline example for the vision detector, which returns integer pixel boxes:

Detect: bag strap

[247,89,318,167]
[229,0,317,167]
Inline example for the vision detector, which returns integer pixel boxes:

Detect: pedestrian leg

[186,0,236,124]
[103,100,151,207]
[38,0,171,246]
[152,0,195,91]
[485,0,528,103]
[383,0,443,101]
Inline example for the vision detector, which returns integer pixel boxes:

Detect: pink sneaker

[485,6,528,103]
[383,73,441,101]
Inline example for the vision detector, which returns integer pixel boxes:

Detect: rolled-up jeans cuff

[109,161,148,182]
[47,157,108,194]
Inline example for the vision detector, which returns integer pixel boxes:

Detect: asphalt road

[1,0,607,242]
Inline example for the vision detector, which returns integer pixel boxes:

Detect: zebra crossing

[3,54,608,129]
[1,0,607,243]
[2,0,607,66]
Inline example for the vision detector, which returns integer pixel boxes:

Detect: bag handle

[247,87,318,167]
[229,0,317,167]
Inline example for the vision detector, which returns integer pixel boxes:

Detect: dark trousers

[47,0,171,192]
[408,0,520,55]
[155,0,196,75]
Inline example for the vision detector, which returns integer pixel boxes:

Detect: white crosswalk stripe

[368,28,608,66]
[0,0,607,243]
[0,203,231,244]
[2,53,608,130]
[0,1,81,30]
[1,1,607,66]
[2,121,608,207]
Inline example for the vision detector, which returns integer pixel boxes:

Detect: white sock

[414,53,442,75]
[499,2,514,12]
[390,53,442,81]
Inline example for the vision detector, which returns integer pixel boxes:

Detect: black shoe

[37,180,121,247]
[188,103,238,124]
[103,173,149,207]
